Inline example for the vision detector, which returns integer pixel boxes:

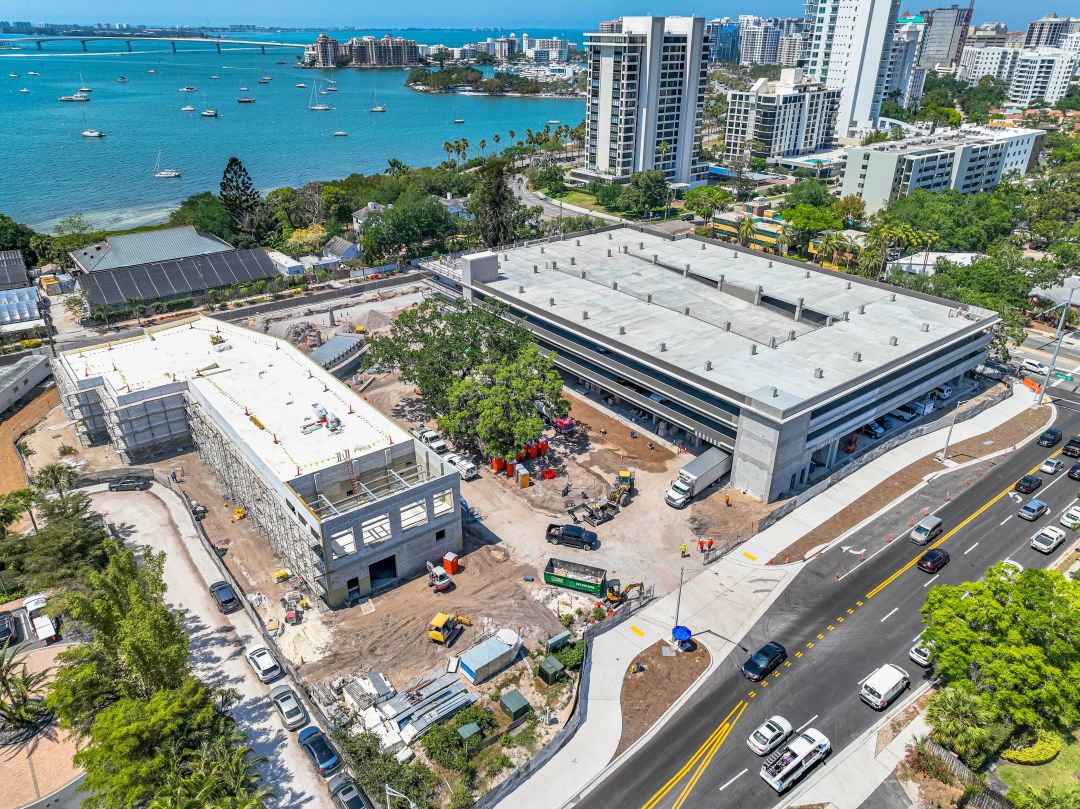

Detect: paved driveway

[90,488,332,809]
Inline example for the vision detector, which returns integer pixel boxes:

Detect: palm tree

[1,488,37,533]
[841,236,861,270]
[919,229,939,274]
[478,138,487,158]
[33,463,77,501]
[508,128,516,145]
[817,231,844,267]
[90,304,111,327]
[492,133,501,154]
[737,217,755,247]
[386,158,410,178]
[457,138,469,162]
[442,141,454,164]
[126,297,144,326]
[657,140,671,165]
[1010,785,1080,809]
[0,643,51,729]
[926,687,995,763]
[774,225,792,256]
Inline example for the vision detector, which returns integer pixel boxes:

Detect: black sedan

[108,475,152,492]
[1038,428,1062,447]
[917,548,950,573]
[1069,462,1080,481]
[741,641,787,681]
[1015,475,1043,494]
[209,580,241,614]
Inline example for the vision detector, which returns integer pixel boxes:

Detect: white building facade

[884,22,927,109]
[805,0,902,137]
[724,68,840,161]
[840,125,1042,212]
[957,45,1078,106]
[583,16,709,185]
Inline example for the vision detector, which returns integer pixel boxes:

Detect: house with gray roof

[352,201,389,232]
[324,236,360,261]
[69,226,232,275]
[0,250,30,291]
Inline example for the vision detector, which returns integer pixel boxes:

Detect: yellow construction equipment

[614,470,635,507]
[428,612,471,646]
[273,568,292,583]
[606,581,644,604]
[231,507,246,522]
[209,333,225,345]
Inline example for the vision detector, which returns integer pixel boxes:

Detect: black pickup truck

[545,524,599,550]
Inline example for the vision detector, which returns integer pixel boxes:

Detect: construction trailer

[53,316,465,608]
[458,629,522,685]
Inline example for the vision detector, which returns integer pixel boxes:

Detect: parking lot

[89,487,333,809]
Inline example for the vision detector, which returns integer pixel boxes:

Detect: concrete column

[36,41,43,50]
[754,286,763,306]
[825,437,840,468]
[795,297,804,322]
[81,40,88,51]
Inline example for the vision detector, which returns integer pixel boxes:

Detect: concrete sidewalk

[492,382,1044,809]
[782,688,930,809]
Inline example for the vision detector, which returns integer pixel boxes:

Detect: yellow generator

[428,612,471,646]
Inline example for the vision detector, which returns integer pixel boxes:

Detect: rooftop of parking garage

[58,317,411,482]
[475,228,998,413]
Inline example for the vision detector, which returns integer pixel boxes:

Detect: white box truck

[664,447,732,509]
[23,594,56,643]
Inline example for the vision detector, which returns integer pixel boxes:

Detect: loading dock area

[425,227,999,501]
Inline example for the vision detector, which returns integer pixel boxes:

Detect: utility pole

[1038,286,1075,402]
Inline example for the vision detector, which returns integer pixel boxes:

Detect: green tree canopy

[618,170,668,215]
[884,188,1021,252]
[782,178,830,211]
[468,159,538,247]
[785,204,842,252]
[438,343,568,459]
[361,189,458,264]
[219,157,263,247]
[168,192,232,240]
[683,186,733,222]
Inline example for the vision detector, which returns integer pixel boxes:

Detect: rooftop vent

[768,336,776,349]
[607,249,612,257]
[549,297,555,307]
[853,351,862,362]
[772,387,779,397]
[805,270,811,279]
[619,325,625,335]
[788,330,796,341]
[533,264,539,273]
[814,368,824,379]
[647,293,652,304]
[921,323,930,332]
[582,310,589,320]
[653,254,658,263]
[724,321,731,331]
[701,242,706,251]
[518,285,524,293]
[660,341,667,352]
[575,239,581,247]
[608,232,613,239]
[768,261,773,268]
[580,270,586,279]
[570,256,576,265]
[503,254,509,261]
[612,281,618,290]
[891,292,896,302]
[684,306,690,316]
[705,360,713,371]
[889,336,898,346]
[540,246,546,254]
[846,280,852,289]
[552,260,558,269]
[843,311,850,321]
[639,241,644,249]
[750,344,758,356]
[858,303,865,315]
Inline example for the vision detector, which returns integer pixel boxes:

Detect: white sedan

[444,453,478,480]
[909,639,933,667]
[746,715,793,755]
[1031,526,1067,554]
[246,647,282,682]
[1041,458,1064,475]
[1061,505,1080,528]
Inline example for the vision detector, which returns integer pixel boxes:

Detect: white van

[859,664,909,710]
[933,384,952,401]
[909,399,935,416]
[1022,358,1050,377]
[909,515,943,545]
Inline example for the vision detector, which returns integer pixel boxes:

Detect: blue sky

[14,1,1043,30]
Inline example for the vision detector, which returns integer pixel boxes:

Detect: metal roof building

[0,287,43,333]
[424,226,998,502]
[309,334,366,369]
[0,250,30,291]
[77,249,278,309]
[69,226,232,274]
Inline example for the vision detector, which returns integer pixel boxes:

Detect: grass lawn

[555,190,610,214]
[997,731,1080,793]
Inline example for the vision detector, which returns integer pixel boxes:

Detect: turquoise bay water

[0,30,585,231]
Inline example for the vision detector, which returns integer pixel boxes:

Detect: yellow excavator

[606,581,644,604]
[428,612,472,645]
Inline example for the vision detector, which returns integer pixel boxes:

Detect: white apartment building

[1024,12,1080,48]
[840,125,1042,212]
[778,33,809,66]
[724,68,840,161]
[806,0,902,137]
[957,45,1077,106]
[522,34,570,62]
[884,22,927,109]
[739,16,781,65]
[582,16,709,185]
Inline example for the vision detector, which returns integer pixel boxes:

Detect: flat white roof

[60,317,409,481]
[475,229,996,411]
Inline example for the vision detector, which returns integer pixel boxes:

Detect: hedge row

[1001,730,1062,765]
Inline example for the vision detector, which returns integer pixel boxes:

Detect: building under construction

[54,316,463,608]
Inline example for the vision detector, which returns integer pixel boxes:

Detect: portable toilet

[500,689,532,722]
[539,655,566,685]
[442,552,460,575]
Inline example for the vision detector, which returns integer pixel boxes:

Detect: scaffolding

[187,405,326,607]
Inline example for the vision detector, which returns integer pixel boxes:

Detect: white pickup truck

[409,426,448,454]
[23,594,56,643]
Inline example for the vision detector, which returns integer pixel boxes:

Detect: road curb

[780,680,934,809]
[562,567,797,807]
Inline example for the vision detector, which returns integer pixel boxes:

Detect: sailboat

[308,82,332,111]
[368,90,386,113]
[178,85,198,92]
[325,79,338,92]
[258,72,272,84]
[78,72,92,92]
[80,111,105,137]
[18,87,29,93]
[237,83,256,103]
[27,71,39,76]
[153,149,181,178]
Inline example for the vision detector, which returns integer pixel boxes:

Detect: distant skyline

[5,1,1048,32]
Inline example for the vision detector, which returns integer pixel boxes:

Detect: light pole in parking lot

[1038,287,1076,402]
[672,566,747,651]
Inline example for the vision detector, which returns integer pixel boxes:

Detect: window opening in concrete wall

[400,500,429,531]
[369,555,397,586]
[361,514,391,546]
[433,488,455,517]
[329,526,357,560]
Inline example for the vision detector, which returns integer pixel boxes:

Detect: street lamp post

[938,392,980,463]
[1038,287,1075,402]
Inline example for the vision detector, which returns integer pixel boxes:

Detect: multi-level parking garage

[425,227,998,502]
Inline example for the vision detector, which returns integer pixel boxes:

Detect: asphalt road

[578,396,1079,809]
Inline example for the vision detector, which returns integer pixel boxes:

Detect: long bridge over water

[0,35,308,54]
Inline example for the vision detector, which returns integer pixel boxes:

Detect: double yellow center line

[642,701,748,809]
